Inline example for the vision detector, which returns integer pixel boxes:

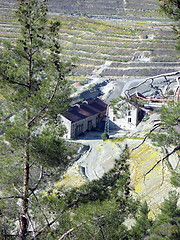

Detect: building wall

[62,110,106,139]
[109,105,139,130]
[72,115,97,138]
[61,115,72,139]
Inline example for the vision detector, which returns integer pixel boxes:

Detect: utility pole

[104,105,110,136]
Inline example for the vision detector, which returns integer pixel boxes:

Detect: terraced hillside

[48,0,160,19]
[0,0,179,82]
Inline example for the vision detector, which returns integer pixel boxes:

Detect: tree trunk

[20,159,29,239]
[20,109,30,240]
[20,148,30,240]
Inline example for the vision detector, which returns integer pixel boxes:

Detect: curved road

[76,135,124,181]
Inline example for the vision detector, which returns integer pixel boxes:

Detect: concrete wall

[109,105,140,131]
[72,114,98,138]
[61,115,72,139]
[62,110,106,139]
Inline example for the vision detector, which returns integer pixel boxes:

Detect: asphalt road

[75,132,123,181]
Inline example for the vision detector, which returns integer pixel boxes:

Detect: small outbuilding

[61,98,108,139]
[109,105,145,131]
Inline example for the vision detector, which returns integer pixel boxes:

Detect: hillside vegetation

[0,0,179,81]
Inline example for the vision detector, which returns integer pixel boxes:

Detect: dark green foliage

[0,198,18,239]
[159,0,180,21]
[129,202,153,239]
[31,124,76,168]
[0,0,75,238]
[170,170,180,187]
[0,0,74,177]
[159,0,180,49]
[37,146,138,239]
[150,101,180,148]
[101,132,109,141]
[148,191,180,240]
[130,191,180,240]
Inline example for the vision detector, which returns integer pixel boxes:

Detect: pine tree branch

[59,223,84,240]
[144,145,180,179]
[160,158,165,187]
[1,73,29,88]
[1,234,18,238]
[27,212,37,240]
[29,160,36,168]
[59,208,126,240]
[28,79,61,127]
[0,195,22,199]
[31,191,51,228]
[8,80,29,88]
[132,122,161,151]
[13,183,22,195]
[32,201,128,240]
[29,166,44,193]
[30,218,57,240]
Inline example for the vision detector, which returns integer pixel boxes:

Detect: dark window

[128,118,131,123]
[88,120,92,130]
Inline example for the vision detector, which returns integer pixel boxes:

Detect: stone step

[110,62,180,68]
[101,66,180,77]
[72,63,180,77]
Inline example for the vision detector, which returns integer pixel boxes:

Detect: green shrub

[101,132,109,141]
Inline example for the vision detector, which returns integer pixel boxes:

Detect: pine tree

[0,0,75,239]
[148,191,180,239]
[150,101,180,149]
[159,0,180,49]
[129,202,153,239]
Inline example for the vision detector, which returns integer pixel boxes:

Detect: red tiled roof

[62,98,107,123]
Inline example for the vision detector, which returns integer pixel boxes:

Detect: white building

[109,105,144,131]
